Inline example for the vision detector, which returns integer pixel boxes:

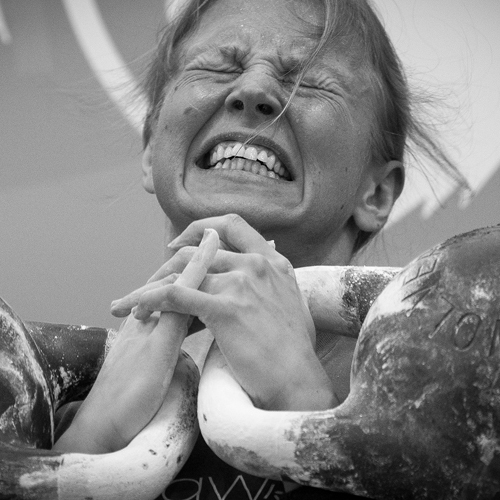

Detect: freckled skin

[148,0,380,267]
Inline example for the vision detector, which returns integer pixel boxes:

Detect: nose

[225,72,283,121]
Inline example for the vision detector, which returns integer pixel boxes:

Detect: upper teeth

[207,142,290,180]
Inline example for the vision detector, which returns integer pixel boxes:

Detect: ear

[142,144,155,194]
[353,160,404,232]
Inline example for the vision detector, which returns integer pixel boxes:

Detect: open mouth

[199,141,292,181]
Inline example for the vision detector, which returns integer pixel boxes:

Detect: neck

[163,216,181,262]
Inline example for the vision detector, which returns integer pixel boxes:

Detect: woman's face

[147,0,377,266]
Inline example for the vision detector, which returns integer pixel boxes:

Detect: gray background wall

[1,0,499,329]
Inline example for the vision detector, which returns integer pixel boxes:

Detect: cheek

[157,90,198,137]
[156,82,227,151]
[296,103,355,161]
[297,118,369,223]
[299,124,365,199]
[150,142,181,198]
[315,168,357,219]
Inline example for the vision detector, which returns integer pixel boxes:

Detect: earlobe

[142,145,155,194]
[353,160,404,233]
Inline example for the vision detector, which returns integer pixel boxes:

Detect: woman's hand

[54,229,219,454]
[111,214,338,412]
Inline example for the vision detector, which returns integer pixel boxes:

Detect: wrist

[265,361,340,412]
[53,421,112,454]
[53,405,125,454]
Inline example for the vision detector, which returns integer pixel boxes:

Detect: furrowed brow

[185,31,252,62]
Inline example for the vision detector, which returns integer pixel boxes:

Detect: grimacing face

[144,0,388,266]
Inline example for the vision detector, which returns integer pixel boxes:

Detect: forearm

[52,386,139,454]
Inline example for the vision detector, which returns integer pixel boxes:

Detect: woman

[54,0,465,497]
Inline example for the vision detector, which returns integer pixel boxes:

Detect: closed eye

[186,61,242,75]
[185,44,245,76]
[298,77,344,97]
[184,65,242,85]
[278,72,340,95]
[281,79,336,96]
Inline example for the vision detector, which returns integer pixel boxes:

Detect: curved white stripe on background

[62,0,147,133]
[0,0,13,44]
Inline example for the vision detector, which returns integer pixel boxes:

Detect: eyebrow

[184,30,253,61]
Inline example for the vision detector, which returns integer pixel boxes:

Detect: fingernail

[167,234,185,249]
[110,300,129,317]
[168,228,214,250]
[110,300,121,312]
[200,228,211,244]
[195,229,219,262]
[110,299,125,310]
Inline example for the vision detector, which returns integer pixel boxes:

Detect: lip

[193,131,297,181]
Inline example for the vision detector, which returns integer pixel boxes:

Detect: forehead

[181,0,372,90]
[187,0,320,57]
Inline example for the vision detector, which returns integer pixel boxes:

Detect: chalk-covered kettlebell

[199,225,500,499]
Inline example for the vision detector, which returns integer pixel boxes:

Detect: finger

[113,245,221,318]
[209,245,295,280]
[133,229,218,320]
[110,274,179,317]
[146,246,197,284]
[133,271,228,321]
[116,249,237,320]
[131,286,180,320]
[175,228,219,288]
[144,238,229,285]
[111,239,211,316]
[135,251,292,320]
[167,214,274,256]
[140,283,220,320]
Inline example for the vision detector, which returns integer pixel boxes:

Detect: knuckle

[160,273,178,286]
[137,293,152,310]
[160,285,180,308]
[225,213,246,227]
[164,284,177,300]
[248,253,270,278]
[231,270,251,291]
[274,254,294,276]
